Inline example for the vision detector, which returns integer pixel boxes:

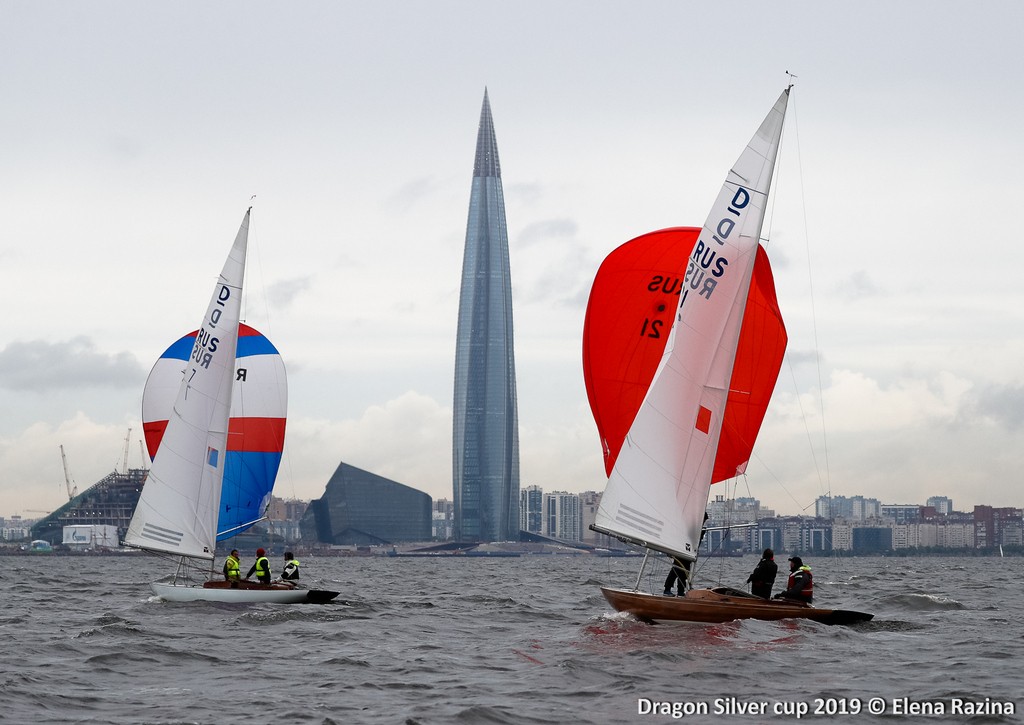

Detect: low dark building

[300,462,431,545]
[852,526,893,554]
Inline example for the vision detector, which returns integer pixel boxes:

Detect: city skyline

[6,477,1018,553]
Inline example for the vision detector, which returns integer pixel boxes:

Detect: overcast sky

[2,1,1023,520]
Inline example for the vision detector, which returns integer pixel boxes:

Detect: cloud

[0,338,145,392]
[837,269,883,300]
[511,218,597,309]
[274,389,605,506]
[516,218,577,248]
[385,176,444,211]
[962,382,1024,431]
[278,391,453,502]
[267,276,311,310]
[0,414,139,514]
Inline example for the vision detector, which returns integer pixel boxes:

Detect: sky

[2,1,1023,520]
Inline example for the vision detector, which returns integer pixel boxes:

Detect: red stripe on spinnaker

[226,417,286,453]
[144,417,286,458]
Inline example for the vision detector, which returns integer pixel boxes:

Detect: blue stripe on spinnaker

[216,450,283,541]
[237,335,279,358]
[161,336,195,361]
[159,331,279,362]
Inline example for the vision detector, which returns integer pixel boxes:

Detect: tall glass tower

[452,90,520,543]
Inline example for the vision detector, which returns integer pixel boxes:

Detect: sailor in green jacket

[223,549,241,581]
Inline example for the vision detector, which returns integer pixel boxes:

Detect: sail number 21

[639,318,663,339]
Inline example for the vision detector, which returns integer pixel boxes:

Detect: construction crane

[121,428,132,474]
[59,445,78,501]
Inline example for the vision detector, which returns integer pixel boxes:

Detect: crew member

[281,551,300,581]
[746,548,778,598]
[773,556,813,604]
[223,549,241,581]
[662,512,709,596]
[246,547,271,584]
[663,557,690,597]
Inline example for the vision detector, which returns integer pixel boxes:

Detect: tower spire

[473,89,501,178]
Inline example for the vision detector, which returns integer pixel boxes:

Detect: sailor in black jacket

[746,548,778,598]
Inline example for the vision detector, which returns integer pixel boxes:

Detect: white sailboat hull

[151,581,339,604]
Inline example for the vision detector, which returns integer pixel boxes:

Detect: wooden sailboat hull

[151,580,340,604]
[601,587,873,626]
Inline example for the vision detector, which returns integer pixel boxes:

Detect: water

[2,554,1020,724]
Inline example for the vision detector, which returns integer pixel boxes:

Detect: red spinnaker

[582,227,787,482]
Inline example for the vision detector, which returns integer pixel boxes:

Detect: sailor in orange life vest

[246,548,272,584]
[773,556,813,604]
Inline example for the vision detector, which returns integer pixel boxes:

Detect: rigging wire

[785,90,848,563]
[243,201,300,507]
[763,83,833,515]
[789,87,833,509]
[752,81,842,567]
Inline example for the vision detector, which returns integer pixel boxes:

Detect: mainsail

[125,210,249,559]
[142,323,288,540]
[592,90,790,561]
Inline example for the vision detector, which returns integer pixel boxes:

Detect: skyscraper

[452,90,520,542]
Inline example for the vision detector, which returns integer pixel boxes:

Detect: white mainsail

[594,90,790,561]
[125,210,250,559]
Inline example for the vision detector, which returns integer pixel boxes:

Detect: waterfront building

[520,485,543,535]
[974,505,1024,548]
[937,519,973,549]
[852,526,892,553]
[831,521,853,551]
[880,504,922,524]
[299,462,431,545]
[265,496,307,544]
[29,468,147,545]
[578,490,603,545]
[816,494,881,521]
[452,89,520,542]
[543,491,581,541]
[432,499,454,541]
[927,496,954,515]
[2,516,30,541]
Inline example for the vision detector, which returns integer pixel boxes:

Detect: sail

[125,210,250,559]
[593,89,790,561]
[582,228,786,479]
[142,323,287,540]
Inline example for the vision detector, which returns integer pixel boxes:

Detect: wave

[875,593,965,611]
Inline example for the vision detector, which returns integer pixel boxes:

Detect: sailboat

[125,208,338,604]
[585,88,871,625]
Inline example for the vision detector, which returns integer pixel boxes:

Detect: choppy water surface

[2,554,1020,723]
